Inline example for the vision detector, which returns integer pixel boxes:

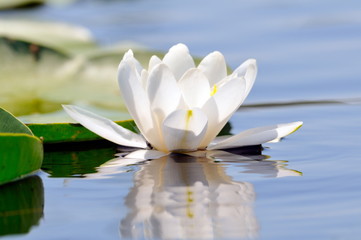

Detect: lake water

[1,0,361,239]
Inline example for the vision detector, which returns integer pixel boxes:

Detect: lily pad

[19,105,131,124]
[28,119,137,144]
[0,35,163,117]
[0,37,72,116]
[0,108,43,185]
[0,37,127,116]
[0,19,96,55]
[20,105,134,144]
[0,108,33,135]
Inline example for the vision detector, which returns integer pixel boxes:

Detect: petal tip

[291,121,303,133]
[62,104,76,114]
[248,58,257,64]
[171,43,189,51]
[211,50,224,57]
[123,49,134,59]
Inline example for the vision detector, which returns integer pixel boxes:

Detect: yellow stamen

[210,85,218,96]
[185,110,193,129]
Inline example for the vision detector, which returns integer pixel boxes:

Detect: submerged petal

[162,43,195,80]
[208,121,303,150]
[198,51,227,86]
[63,105,147,148]
[162,108,208,151]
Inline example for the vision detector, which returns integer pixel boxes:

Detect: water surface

[1,0,361,239]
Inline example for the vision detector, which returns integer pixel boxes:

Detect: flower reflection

[117,152,300,239]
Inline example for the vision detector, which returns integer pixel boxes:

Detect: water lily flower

[63,43,302,159]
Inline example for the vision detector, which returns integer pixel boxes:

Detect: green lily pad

[19,105,134,144]
[19,105,131,124]
[0,37,72,116]
[0,37,127,116]
[0,19,96,55]
[0,176,44,237]
[0,35,164,117]
[0,108,43,185]
[28,119,137,144]
[0,108,33,135]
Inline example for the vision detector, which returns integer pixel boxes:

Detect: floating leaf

[0,134,43,185]
[0,36,164,117]
[28,119,137,144]
[0,108,33,135]
[19,105,131,124]
[0,38,72,116]
[0,108,43,185]
[0,19,96,55]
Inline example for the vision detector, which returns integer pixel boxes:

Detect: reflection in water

[42,145,117,177]
[0,176,44,237]
[118,152,300,239]
[206,150,302,178]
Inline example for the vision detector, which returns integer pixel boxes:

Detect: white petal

[199,77,247,148]
[162,43,195,80]
[209,135,232,145]
[122,49,143,74]
[208,121,303,150]
[198,51,227,86]
[233,59,257,97]
[118,61,164,150]
[118,61,151,130]
[124,149,169,160]
[140,69,149,89]
[62,105,147,148]
[148,55,162,71]
[162,108,208,151]
[178,68,211,108]
[147,63,183,122]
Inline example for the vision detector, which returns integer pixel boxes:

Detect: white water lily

[63,43,302,159]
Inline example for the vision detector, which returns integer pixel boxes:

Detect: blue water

[1,0,361,239]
